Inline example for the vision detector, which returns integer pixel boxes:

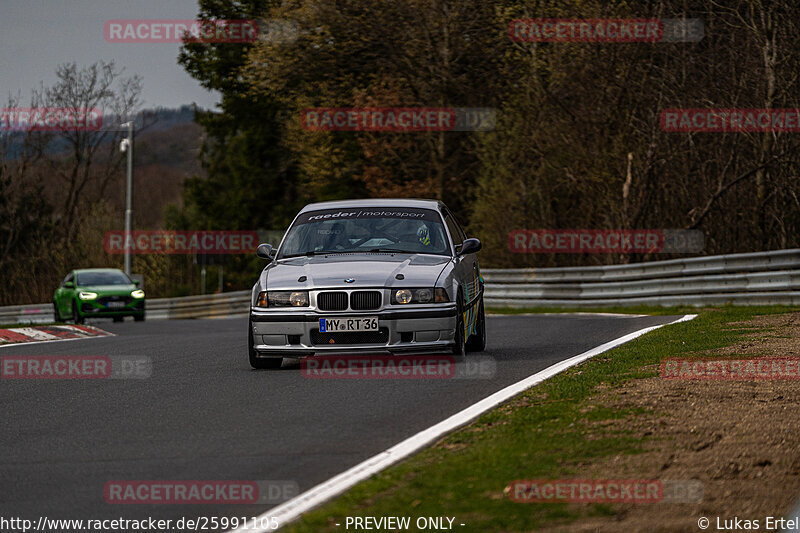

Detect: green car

[53,268,145,323]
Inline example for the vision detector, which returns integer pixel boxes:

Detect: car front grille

[317,291,348,311]
[350,291,381,310]
[82,296,141,313]
[310,328,389,346]
[97,295,133,305]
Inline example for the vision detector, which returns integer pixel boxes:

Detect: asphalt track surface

[0,314,680,529]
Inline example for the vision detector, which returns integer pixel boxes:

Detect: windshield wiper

[281,250,345,258]
[367,248,416,254]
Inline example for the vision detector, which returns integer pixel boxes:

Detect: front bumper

[80,299,145,317]
[250,305,457,357]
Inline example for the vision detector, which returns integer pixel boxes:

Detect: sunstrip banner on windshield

[294,208,441,225]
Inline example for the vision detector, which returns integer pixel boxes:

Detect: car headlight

[78,291,98,301]
[394,289,413,304]
[391,288,448,304]
[131,289,145,299]
[256,291,309,307]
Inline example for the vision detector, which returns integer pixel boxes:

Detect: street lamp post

[120,121,134,276]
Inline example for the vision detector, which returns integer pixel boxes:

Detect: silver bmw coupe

[248,199,485,369]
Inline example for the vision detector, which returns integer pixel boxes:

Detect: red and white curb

[0,325,113,347]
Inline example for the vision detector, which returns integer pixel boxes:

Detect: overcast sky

[0,0,220,110]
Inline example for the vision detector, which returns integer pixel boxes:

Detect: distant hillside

[107,107,207,229]
[138,105,200,133]
[3,105,205,158]
[135,121,204,175]
[5,105,208,230]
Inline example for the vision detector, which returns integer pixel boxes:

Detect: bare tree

[33,61,143,243]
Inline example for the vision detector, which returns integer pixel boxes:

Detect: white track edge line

[230,313,697,532]
[782,499,800,532]
[487,312,648,318]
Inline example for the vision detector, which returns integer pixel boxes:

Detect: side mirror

[256,243,276,261]
[458,238,482,256]
[64,281,75,289]
[133,279,141,287]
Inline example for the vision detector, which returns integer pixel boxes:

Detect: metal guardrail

[482,249,800,308]
[144,290,250,320]
[0,303,56,325]
[0,291,251,325]
[482,249,800,283]
[1,249,799,324]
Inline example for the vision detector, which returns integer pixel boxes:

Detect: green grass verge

[488,304,710,316]
[283,306,794,532]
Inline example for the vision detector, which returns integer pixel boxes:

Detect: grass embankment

[283,306,798,532]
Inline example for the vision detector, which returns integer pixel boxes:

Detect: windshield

[76,271,132,286]
[279,207,450,258]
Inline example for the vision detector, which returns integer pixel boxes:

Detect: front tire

[72,301,84,324]
[248,320,282,369]
[134,314,145,322]
[465,296,486,352]
[53,301,62,322]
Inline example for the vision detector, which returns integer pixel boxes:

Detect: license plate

[319,317,378,333]
[106,301,126,309]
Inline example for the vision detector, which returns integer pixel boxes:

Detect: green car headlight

[131,289,145,299]
[78,291,98,301]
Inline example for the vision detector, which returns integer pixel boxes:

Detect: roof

[73,268,126,273]
[299,198,444,213]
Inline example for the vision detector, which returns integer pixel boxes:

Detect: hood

[263,253,450,290]
[77,284,138,295]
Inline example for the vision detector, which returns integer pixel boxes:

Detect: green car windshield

[76,271,132,286]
